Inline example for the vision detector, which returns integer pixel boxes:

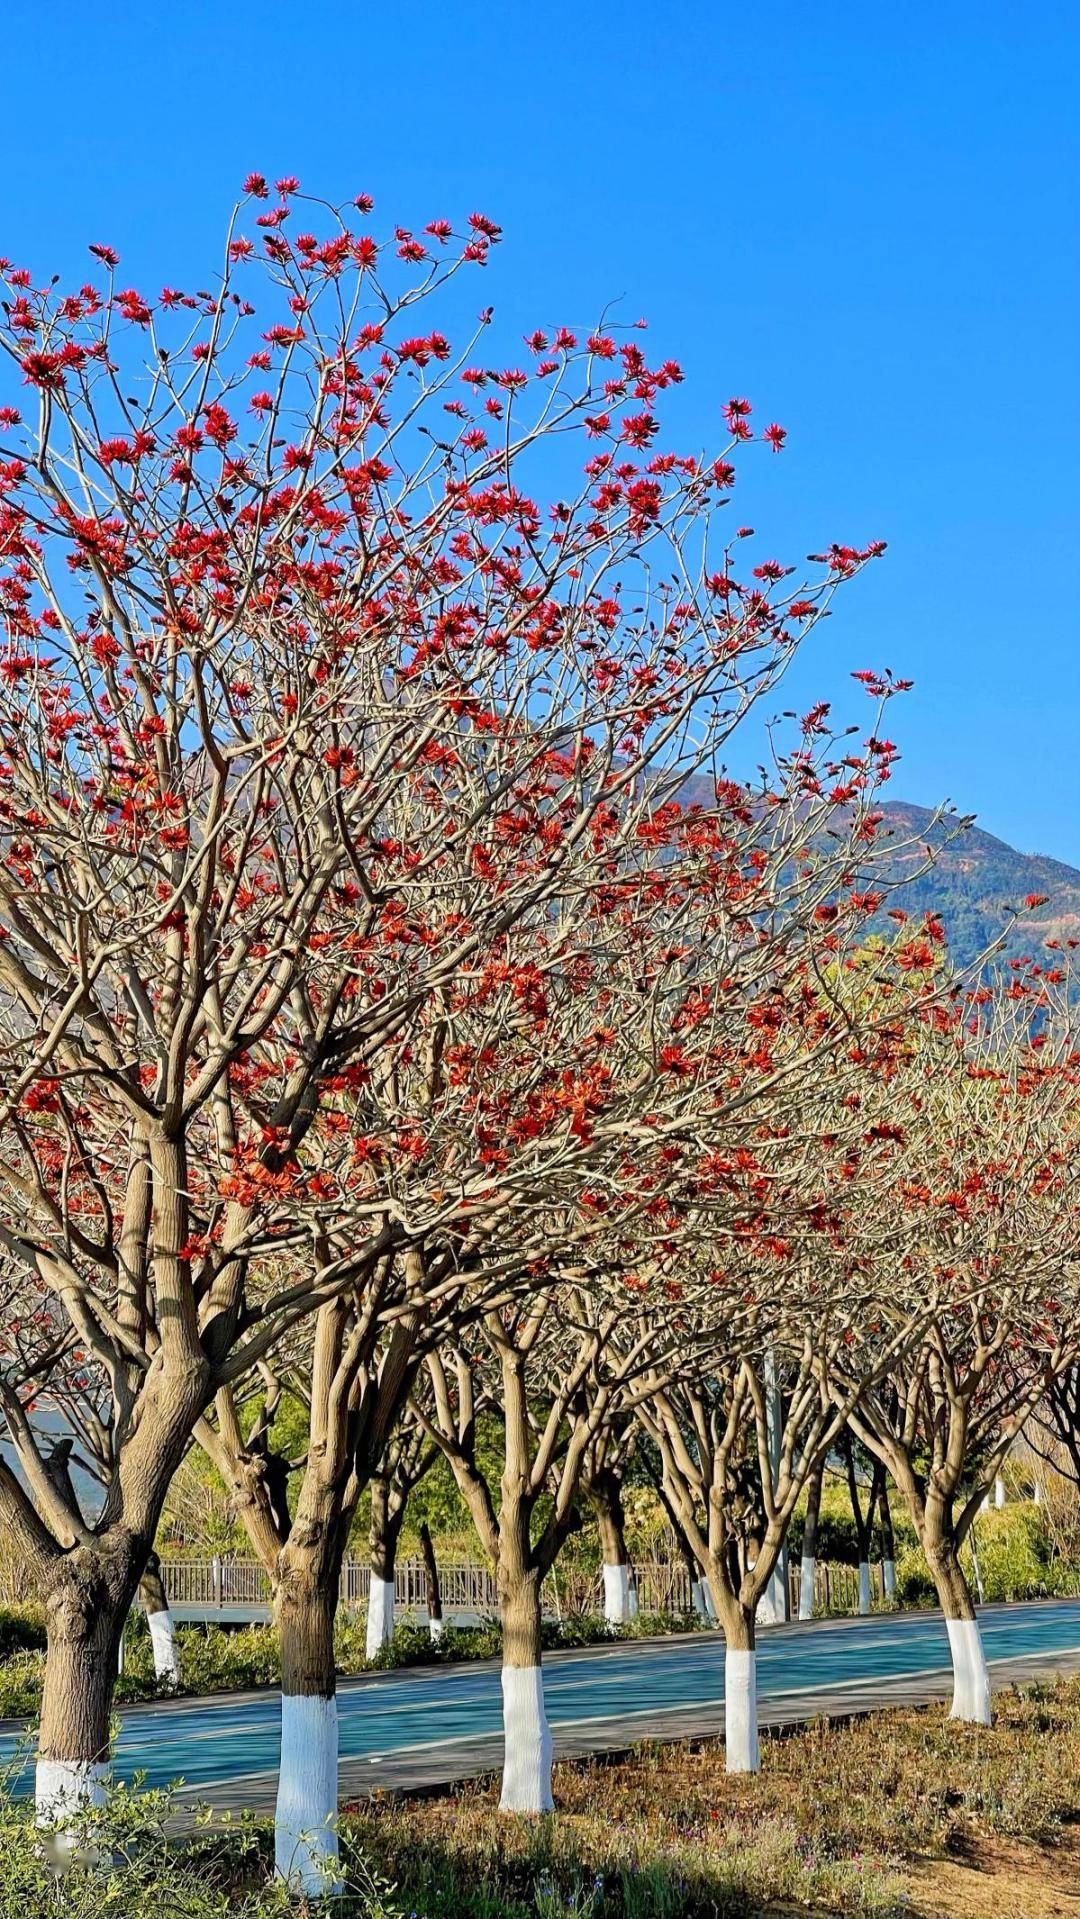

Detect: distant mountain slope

[872,801,1080,969]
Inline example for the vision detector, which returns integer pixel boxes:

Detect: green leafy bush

[0,1609,44,1664]
[0,1775,399,1917]
[116,1622,283,1703]
[0,1653,46,1721]
[962,1502,1080,1602]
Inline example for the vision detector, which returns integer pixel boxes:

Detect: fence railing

[160,1554,884,1618]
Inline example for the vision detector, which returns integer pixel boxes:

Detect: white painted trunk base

[945,1616,992,1725]
[365,1575,395,1658]
[725,1648,760,1772]
[146,1608,181,1688]
[882,1558,897,1602]
[499,1664,553,1813]
[798,1554,815,1621]
[429,1616,444,1642]
[35,1758,109,1863]
[602,1562,633,1625]
[35,1757,109,1826]
[858,1561,872,1615]
[994,1476,1006,1509]
[693,1577,716,1621]
[756,1564,787,1627]
[274,1693,343,1896]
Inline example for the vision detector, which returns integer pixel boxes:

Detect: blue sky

[5,2,1078,855]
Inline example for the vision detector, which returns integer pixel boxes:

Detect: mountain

[870,801,1080,970]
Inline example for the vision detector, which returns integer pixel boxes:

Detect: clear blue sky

[5,2,1078,855]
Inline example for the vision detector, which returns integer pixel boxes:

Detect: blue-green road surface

[3,1600,1079,1810]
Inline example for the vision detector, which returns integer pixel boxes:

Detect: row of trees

[0,183,1076,1894]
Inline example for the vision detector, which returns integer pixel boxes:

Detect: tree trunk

[716,1593,759,1774]
[879,1487,897,1602]
[274,1553,343,1896]
[365,1475,401,1658]
[757,1350,788,1624]
[37,1548,135,1850]
[591,1470,636,1625]
[925,1529,991,1725]
[799,1461,823,1621]
[858,1560,872,1615]
[498,1557,552,1813]
[419,1522,444,1642]
[140,1549,181,1689]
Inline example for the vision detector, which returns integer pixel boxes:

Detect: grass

[344,1674,1080,1917]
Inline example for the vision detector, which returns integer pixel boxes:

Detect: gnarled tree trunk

[37,1541,139,1844]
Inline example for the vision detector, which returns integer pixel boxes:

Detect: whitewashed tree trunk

[858,1560,872,1615]
[274,1573,343,1897]
[760,1350,789,1623]
[35,1759,109,1863]
[945,1615,991,1725]
[994,1475,1006,1509]
[419,1521,444,1643]
[799,1461,824,1622]
[756,1563,787,1626]
[499,1569,553,1813]
[146,1609,181,1687]
[141,1553,181,1688]
[592,1473,636,1625]
[724,1644,760,1772]
[365,1575,396,1658]
[601,1562,634,1625]
[36,1565,129,1856]
[275,1694,341,1894]
[499,1661,554,1813]
[694,1575,716,1621]
[882,1558,897,1602]
[798,1554,816,1621]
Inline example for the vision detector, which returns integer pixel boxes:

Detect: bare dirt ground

[908,1826,1080,1918]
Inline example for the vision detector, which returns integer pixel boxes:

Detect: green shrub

[960,1503,1074,1603]
[116,1623,282,1703]
[0,1609,44,1664]
[0,1653,46,1721]
[0,1775,399,1917]
[893,1549,936,1608]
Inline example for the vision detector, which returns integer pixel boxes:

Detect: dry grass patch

[346,1675,1080,1917]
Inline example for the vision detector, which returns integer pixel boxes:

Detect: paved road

[4,1600,1079,1812]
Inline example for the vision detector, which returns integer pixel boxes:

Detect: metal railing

[159,1554,887,1619]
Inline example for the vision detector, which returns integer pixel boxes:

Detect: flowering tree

[820,959,1080,1722]
[0,175,857,1845]
[415,1288,659,1812]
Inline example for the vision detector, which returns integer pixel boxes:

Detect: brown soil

[907,1825,1080,1919]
